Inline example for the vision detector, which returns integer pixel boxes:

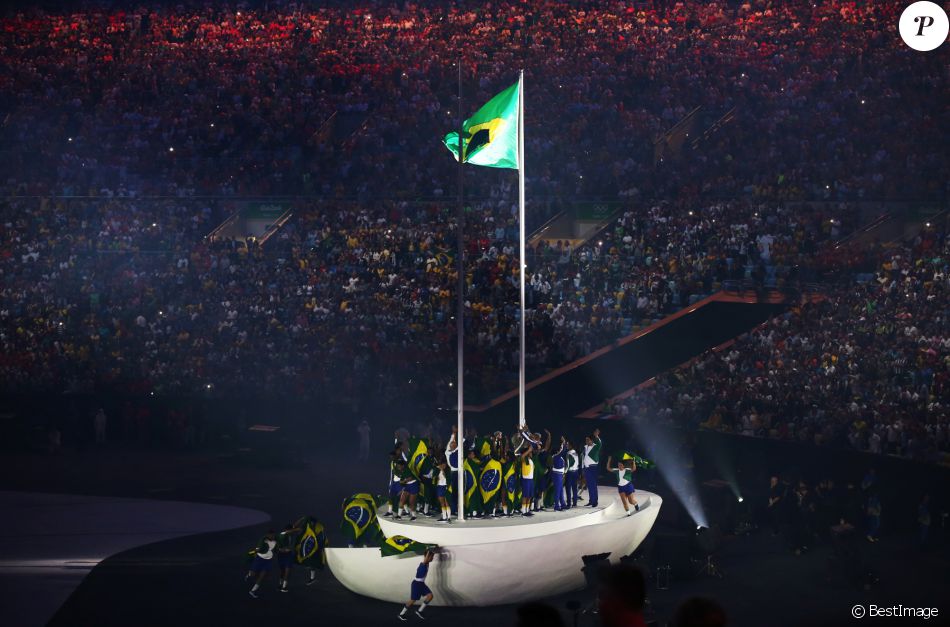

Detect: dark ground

[1,444,948,627]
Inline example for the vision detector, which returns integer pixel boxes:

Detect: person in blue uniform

[435,459,451,523]
[398,548,436,621]
[276,523,296,592]
[550,437,567,512]
[565,440,580,509]
[395,460,419,521]
[246,529,277,598]
[384,450,402,517]
[582,428,603,507]
[606,456,640,516]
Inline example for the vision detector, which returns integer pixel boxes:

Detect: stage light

[737,496,744,503]
[68,137,73,142]
[628,416,708,529]
[168,147,174,152]
[696,525,704,531]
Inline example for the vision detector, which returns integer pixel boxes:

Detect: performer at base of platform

[398,549,435,621]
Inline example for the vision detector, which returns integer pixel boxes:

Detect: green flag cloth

[503,461,520,507]
[295,519,327,568]
[407,437,429,478]
[341,496,377,543]
[475,436,493,461]
[380,534,434,557]
[479,458,503,503]
[616,451,656,469]
[444,80,520,169]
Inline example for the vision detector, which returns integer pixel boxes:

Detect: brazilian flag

[380,534,433,558]
[342,496,376,544]
[407,437,429,478]
[444,80,520,169]
[616,451,656,469]
[474,436,493,462]
[479,458,503,503]
[463,458,481,510]
[296,519,327,569]
[503,461,520,507]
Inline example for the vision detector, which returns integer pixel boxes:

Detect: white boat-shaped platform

[327,487,661,606]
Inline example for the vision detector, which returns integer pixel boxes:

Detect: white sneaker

[416,611,426,620]
[249,590,258,598]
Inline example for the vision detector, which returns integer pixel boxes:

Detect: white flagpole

[517,69,526,430]
[456,60,466,522]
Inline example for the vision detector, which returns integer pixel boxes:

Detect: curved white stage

[327,486,661,606]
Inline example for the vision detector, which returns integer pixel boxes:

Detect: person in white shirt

[582,428,603,507]
[565,441,580,508]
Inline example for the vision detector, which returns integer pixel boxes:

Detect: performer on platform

[396,460,419,521]
[445,427,461,515]
[276,523,296,592]
[436,459,451,523]
[550,437,567,512]
[398,548,436,621]
[384,450,402,518]
[565,440,580,509]
[520,446,535,517]
[245,529,277,598]
[535,429,553,512]
[606,456,640,515]
[582,428,603,507]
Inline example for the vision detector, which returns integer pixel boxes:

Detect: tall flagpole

[456,60,466,522]
[517,69,526,430]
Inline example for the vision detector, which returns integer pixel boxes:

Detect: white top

[617,469,633,487]
[258,538,277,559]
[566,450,579,472]
[437,469,447,486]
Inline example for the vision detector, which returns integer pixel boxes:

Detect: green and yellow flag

[407,438,429,478]
[342,496,376,543]
[479,458,503,503]
[503,461,520,507]
[463,458,480,509]
[296,519,327,568]
[616,451,656,469]
[380,534,433,557]
[444,80,520,169]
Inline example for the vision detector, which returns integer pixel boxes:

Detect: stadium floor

[1,447,947,627]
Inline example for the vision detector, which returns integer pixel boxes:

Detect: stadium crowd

[1,0,945,201]
[619,228,949,463]
[0,1,947,464]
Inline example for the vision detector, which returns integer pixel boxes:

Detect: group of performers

[244,516,327,598]
[386,424,643,522]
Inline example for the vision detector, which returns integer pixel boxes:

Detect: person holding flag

[294,514,328,586]
[394,460,419,521]
[385,448,408,518]
[606,455,640,516]
[245,529,277,598]
[479,445,504,518]
[582,428,603,507]
[397,548,437,622]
